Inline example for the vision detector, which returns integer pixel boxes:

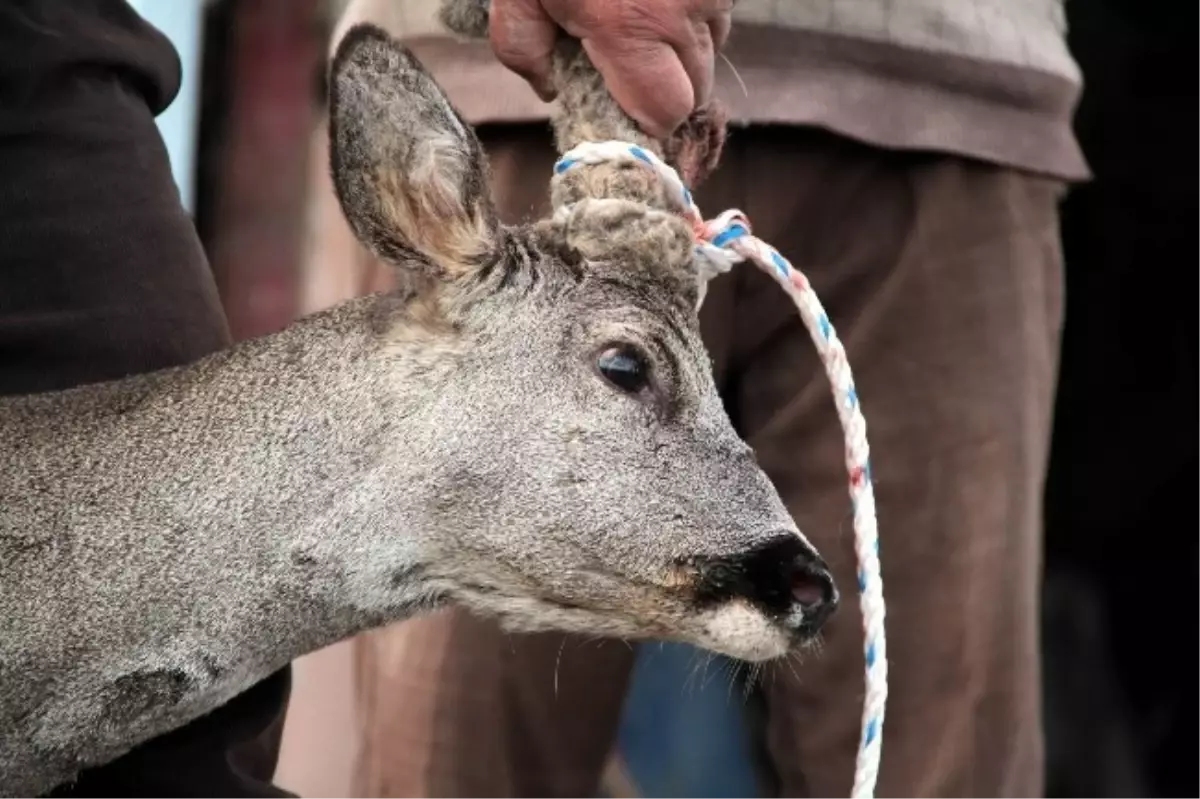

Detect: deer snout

[789,555,839,637]
[689,534,839,639]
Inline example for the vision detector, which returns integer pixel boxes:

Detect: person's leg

[0,2,289,795]
[723,127,1063,797]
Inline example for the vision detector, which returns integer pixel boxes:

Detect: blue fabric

[611,642,763,797]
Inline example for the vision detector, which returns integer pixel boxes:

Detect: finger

[582,35,694,139]
[608,6,719,111]
[489,0,560,101]
[673,16,715,107]
[708,11,731,52]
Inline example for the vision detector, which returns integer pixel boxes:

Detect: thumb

[489,0,560,101]
[582,36,694,139]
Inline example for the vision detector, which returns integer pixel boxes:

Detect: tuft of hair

[664,103,729,189]
[538,198,697,305]
[438,0,490,37]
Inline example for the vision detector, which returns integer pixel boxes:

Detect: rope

[554,140,888,799]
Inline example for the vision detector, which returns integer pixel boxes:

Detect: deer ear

[328,24,498,281]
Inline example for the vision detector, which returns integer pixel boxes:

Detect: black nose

[790,558,839,635]
[688,535,839,634]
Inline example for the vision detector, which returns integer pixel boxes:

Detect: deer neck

[103,290,455,640]
[1,290,460,790]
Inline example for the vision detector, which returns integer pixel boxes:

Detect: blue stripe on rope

[628,146,653,165]
[865,641,877,668]
[554,158,577,174]
[712,224,749,247]
[769,250,789,277]
[858,569,866,591]
[846,386,858,409]
[863,718,879,746]
[818,314,832,340]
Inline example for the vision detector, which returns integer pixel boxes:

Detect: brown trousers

[351,124,1065,798]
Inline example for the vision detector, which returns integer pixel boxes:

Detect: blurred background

[140,0,1195,796]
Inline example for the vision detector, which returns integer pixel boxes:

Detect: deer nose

[690,534,839,636]
[741,534,838,636]
[790,558,839,635]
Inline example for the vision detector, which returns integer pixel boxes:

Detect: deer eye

[597,345,650,394]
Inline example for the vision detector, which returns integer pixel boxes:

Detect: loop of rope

[554,140,889,799]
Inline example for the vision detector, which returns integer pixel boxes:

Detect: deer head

[327,24,837,662]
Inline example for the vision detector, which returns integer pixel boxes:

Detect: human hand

[488,0,732,139]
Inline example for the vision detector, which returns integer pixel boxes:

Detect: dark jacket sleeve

[0,0,230,393]
[0,2,292,795]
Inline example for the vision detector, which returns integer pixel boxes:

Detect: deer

[0,16,838,797]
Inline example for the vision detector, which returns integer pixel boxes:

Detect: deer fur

[0,17,834,797]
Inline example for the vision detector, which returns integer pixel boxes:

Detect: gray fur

[0,25,826,795]
[438,0,490,38]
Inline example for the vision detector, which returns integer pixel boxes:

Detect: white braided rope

[555,140,888,799]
